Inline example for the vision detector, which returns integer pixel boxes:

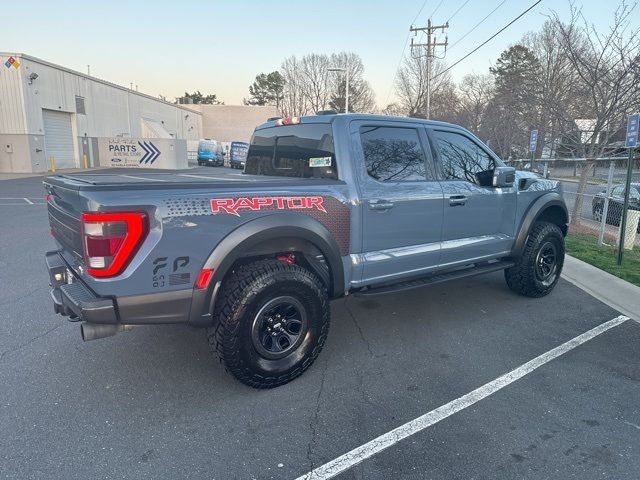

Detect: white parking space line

[295,315,630,480]
[0,197,45,206]
[0,197,42,200]
[120,174,168,182]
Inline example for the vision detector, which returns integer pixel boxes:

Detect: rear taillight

[81,212,148,278]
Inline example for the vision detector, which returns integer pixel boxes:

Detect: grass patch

[565,233,640,287]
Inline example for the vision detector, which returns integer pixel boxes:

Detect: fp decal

[210,196,327,216]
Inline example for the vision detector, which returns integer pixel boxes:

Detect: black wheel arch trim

[511,193,568,258]
[188,213,345,327]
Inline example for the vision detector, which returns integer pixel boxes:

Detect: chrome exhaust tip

[80,323,133,341]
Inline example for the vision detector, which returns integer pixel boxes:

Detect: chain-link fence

[510,158,640,251]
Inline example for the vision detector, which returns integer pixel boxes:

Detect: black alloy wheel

[251,296,308,360]
[535,241,558,287]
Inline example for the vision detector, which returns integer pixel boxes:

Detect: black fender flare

[511,192,568,257]
[188,213,345,327]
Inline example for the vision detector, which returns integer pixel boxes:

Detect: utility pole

[410,19,448,119]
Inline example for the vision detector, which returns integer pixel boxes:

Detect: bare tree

[280,56,310,117]
[279,52,376,116]
[456,73,494,135]
[380,102,406,116]
[522,20,587,158]
[480,98,524,159]
[551,2,640,225]
[300,53,331,114]
[429,80,460,123]
[328,52,376,113]
[395,55,452,118]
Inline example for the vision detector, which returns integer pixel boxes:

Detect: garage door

[43,110,76,169]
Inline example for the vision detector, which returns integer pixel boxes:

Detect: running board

[355,261,515,296]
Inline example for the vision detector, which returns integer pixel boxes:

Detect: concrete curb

[562,254,640,322]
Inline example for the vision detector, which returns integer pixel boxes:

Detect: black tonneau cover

[43,172,344,192]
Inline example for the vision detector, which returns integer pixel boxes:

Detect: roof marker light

[275,117,300,126]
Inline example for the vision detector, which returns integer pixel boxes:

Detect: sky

[1,0,630,107]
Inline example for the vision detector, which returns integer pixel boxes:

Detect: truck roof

[254,113,463,131]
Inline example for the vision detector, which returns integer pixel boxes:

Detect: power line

[448,0,508,51]
[429,0,446,19]
[434,0,543,79]
[411,0,430,25]
[446,0,472,23]
[384,34,412,107]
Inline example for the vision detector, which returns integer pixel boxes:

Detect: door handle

[449,195,467,206]
[369,199,395,211]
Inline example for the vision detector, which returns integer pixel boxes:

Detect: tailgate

[48,202,83,258]
[44,177,85,261]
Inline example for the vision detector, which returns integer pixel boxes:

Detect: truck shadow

[62,270,614,404]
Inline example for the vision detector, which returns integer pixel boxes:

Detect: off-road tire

[208,259,330,388]
[505,221,565,298]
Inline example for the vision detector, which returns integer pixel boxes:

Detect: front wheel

[593,205,602,222]
[208,259,330,388]
[505,221,565,298]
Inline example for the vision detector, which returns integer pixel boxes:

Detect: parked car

[229,141,249,169]
[197,139,224,166]
[44,113,568,389]
[592,183,640,232]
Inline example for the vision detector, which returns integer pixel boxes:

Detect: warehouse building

[0,53,202,173]
[189,104,279,144]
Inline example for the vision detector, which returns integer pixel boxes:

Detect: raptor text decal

[210,196,327,216]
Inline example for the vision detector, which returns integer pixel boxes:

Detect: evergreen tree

[244,72,285,107]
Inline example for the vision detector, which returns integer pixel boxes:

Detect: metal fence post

[617,147,636,265]
[49,156,56,173]
[598,161,615,245]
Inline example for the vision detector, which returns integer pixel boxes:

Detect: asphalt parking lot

[1,168,639,480]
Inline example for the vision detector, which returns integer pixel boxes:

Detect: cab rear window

[245,124,337,179]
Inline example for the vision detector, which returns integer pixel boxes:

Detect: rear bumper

[197,156,221,164]
[46,251,118,324]
[46,251,194,325]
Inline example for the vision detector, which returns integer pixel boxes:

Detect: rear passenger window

[245,124,337,179]
[433,130,497,185]
[360,126,428,182]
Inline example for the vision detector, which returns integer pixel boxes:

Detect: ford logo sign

[111,158,123,163]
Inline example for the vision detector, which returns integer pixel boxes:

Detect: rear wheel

[505,221,564,298]
[208,259,330,388]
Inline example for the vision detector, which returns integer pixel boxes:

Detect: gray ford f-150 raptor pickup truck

[44,113,568,388]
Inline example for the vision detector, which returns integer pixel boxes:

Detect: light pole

[327,66,349,113]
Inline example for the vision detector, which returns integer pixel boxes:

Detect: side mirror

[493,166,516,188]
